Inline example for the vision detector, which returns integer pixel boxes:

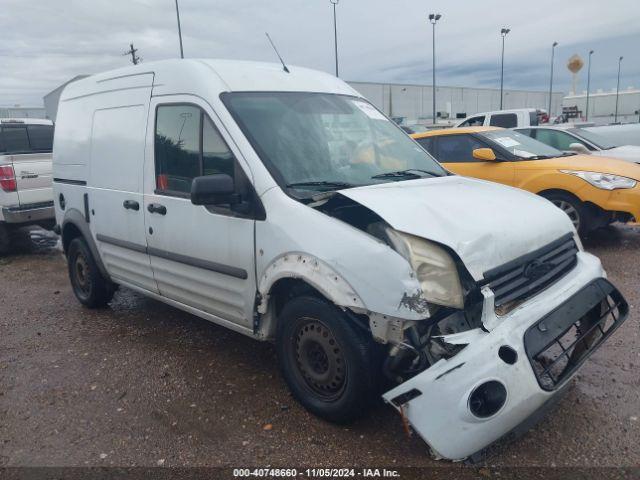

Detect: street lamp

[175,0,184,58]
[548,42,558,118]
[614,56,623,123]
[499,28,510,109]
[330,0,339,77]
[585,50,594,121]
[429,13,442,125]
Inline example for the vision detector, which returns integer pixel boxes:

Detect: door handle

[123,200,140,211]
[147,203,167,215]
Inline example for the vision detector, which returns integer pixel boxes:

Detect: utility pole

[123,43,141,65]
[585,50,594,121]
[548,42,558,118]
[175,0,184,58]
[499,28,510,110]
[429,13,442,125]
[614,56,623,123]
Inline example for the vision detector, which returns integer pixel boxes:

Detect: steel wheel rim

[293,318,346,401]
[74,253,91,295]
[553,200,580,231]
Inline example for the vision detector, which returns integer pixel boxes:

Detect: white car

[515,125,640,164]
[584,123,640,148]
[455,108,543,129]
[53,59,628,461]
[0,118,55,253]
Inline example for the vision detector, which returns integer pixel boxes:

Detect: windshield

[481,129,565,159]
[569,128,618,150]
[222,92,446,194]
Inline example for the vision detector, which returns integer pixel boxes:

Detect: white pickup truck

[0,118,55,253]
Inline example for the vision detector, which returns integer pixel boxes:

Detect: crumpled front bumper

[382,252,629,461]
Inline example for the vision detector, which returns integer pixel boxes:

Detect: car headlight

[386,229,464,309]
[560,170,637,190]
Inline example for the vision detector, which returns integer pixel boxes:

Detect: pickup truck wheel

[540,191,589,234]
[67,237,115,308]
[276,296,377,423]
[0,224,9,255]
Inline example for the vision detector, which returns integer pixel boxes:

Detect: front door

[435,134,515,187]
[143,97,257,329]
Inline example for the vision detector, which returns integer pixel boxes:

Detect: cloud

[1,0,639,106]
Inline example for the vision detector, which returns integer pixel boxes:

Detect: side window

[155,104,239,197]
[534,129,579,151]
[27,125,54,152]
[415,137,434,155]
[155,105,202,194]
[460,116,485,127]
[489,113,518,128]
[435,135,487,163]
[1,126,30,154]
[202,116,235,180]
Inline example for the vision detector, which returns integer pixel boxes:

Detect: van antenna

[265,33,290,73]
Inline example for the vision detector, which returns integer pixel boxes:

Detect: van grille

[484,233,578,310]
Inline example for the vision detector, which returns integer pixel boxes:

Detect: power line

[123,43,142,65]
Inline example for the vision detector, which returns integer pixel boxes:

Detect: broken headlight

[386,229,464,309]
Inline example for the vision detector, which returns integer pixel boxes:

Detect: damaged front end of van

[257,176,629,462]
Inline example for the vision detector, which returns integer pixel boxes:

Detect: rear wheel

[67,237,115,308]
[0,224,9,255]
[276,296,378,423]
[540,191,589,234]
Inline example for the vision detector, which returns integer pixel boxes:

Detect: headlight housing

[560,170,637,190]
[386,229,464,309]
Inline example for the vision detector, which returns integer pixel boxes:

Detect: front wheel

[540,191,589,235]
[67,237,115,308]
[276,296,379,423]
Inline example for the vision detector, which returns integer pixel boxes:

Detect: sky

[1,0,639,106]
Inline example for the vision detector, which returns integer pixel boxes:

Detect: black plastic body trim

[96,234,248,280]
[53,178,87,186]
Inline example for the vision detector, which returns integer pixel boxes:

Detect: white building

[0,106,46,119]
[562,88,640,125]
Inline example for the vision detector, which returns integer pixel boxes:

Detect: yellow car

[411,126,640,234]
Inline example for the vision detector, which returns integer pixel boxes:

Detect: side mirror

[472,148,497,161]
[569,143,591,155]
[191,174,236,206]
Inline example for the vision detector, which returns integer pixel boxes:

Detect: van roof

[61,59,359,101]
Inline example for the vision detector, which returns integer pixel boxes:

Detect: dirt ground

[0,226,638,469]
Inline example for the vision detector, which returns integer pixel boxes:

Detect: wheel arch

[61,208,111,279]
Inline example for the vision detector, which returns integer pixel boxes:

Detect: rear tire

[276,296,378,423]
[67,237,115,308]
[540,191,590,235]
[0,224,9,255]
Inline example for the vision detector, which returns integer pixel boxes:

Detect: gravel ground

[0,226,638,469]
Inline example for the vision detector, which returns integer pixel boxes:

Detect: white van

[53,60,628,461]
[0,118,55,253]
[456,108,542,129]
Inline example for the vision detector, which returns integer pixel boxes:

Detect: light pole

[429,13,442,125]
[614,56,623,123]
[499,28,510,109]
[585,50,594,121]
[330,0,339,77]
[548,41,558,118]
[175,0,184,58]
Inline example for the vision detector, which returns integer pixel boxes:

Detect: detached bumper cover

[1,201,54,224]
[382,253,628,461]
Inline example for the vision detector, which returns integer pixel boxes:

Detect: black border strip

[96,234,248,280]
[53,178,87,186]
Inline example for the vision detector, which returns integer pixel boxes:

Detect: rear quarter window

[489,113,518,128]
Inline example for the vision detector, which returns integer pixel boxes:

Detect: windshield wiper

[524,155,554,160]
[286,180,357,191]
[371,169,439,180]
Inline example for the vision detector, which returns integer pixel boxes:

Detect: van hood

[339,176,574,280]
[592,145,640,164]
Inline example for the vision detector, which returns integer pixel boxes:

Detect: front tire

[276,296,378,423]
[0,224,9,255]
[540,191,590,234]
[67,237,115,308]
